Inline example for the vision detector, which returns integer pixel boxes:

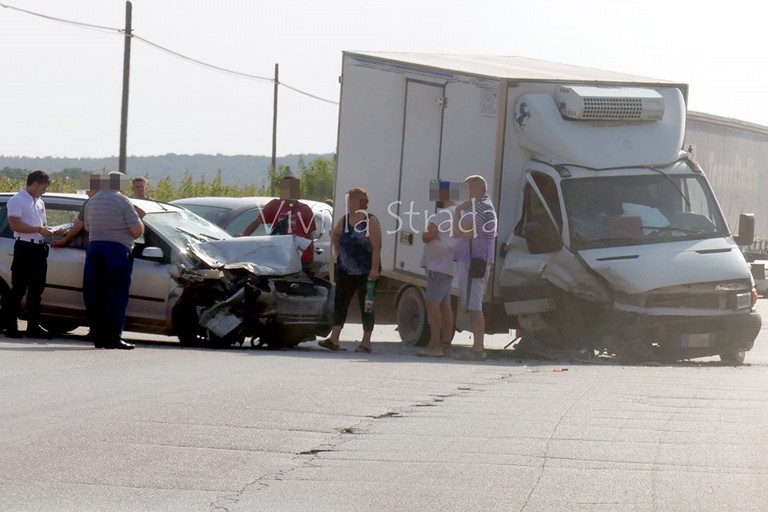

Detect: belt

[16,237,46,244]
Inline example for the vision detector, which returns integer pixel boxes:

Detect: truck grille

[620,281,752,310]
[644,292,720,309]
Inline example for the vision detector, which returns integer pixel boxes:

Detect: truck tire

[396,286,429,347]
[719,350,746,365]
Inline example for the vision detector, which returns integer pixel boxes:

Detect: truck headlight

[731,290,753,310]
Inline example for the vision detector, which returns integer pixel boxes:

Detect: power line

[281,82,339,106]
[0,2,339,105]
[132,35,273,83]
[0,2,120,33]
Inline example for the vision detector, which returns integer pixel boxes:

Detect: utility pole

[118,1,132,174]
[271,63,279,195]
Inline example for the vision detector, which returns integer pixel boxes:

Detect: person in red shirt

[242,175,317,272]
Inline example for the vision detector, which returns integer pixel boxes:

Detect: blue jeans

[83,241,134,343]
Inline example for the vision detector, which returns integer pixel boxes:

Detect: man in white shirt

[1,170,53,338]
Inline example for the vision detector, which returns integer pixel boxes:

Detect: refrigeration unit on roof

[556,85,665,121]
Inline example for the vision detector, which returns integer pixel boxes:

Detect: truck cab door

[498,171,563,315]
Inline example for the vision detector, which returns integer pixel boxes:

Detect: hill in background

[0,153,333,187]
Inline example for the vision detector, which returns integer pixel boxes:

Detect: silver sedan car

[0,193,233,338]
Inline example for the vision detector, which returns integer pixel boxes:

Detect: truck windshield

[562,173,728,250]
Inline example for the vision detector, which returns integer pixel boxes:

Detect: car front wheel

[172,286,244,349]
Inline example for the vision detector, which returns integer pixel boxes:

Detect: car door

[0,197,17,292]
[124,225,176,333]
[39,198,89,318]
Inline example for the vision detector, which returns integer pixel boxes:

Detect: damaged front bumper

[635,310,762,360]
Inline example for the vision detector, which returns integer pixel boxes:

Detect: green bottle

[364,280,376,313]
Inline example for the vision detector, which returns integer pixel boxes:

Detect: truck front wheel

[719,350,746,365]
[396,286,429,347]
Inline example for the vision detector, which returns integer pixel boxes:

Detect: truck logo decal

[516,102,531,129]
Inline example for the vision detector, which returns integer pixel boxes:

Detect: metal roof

[345,51,686,87]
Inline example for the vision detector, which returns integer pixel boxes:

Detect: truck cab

[498,86,760,362]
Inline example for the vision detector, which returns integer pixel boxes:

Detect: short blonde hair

[465,175,487,194]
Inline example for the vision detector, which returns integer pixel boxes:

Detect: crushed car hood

[189,235,311,275]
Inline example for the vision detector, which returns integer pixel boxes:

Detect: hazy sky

[0,0,763,158]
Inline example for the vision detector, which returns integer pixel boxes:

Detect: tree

[210,169,225,197]
[177,170,196,199]
[152,176,176,202]
[264,163,292,196]
[299,155,335,201]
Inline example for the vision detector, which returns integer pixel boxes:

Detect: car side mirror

[524,221,562,254]
[142,246,164,260]
[734,213,755,247]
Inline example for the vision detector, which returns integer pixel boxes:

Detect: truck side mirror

[734,213,755,247]
[524,221,562,254]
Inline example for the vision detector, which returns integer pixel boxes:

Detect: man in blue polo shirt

[1,170,53,338]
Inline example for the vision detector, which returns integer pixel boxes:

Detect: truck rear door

[393,80,445,275]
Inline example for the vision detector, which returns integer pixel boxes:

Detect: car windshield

[562,172,728,250]
[143,208,232,248]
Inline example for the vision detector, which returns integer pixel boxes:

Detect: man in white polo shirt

[1,170,53,338]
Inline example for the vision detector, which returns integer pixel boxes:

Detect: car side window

[0,204,11,238]
[46,204,81,230]
[133,227,171,263]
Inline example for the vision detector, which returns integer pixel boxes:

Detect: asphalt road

[1,302,768,512]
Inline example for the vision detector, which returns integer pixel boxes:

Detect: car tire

[173,285,244,349]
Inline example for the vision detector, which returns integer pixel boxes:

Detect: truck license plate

[681,333,714,348]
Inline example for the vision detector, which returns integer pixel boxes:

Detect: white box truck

[333,51,761,363]
[686,112,768,241]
